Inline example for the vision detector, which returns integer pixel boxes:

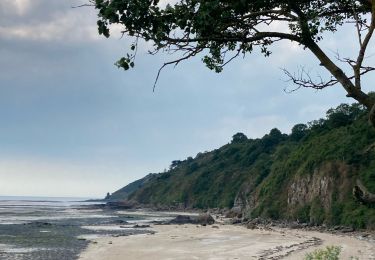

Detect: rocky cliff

[108,103,375,229]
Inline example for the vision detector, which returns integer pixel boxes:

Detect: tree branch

[282,66,375,92]
[353,179,375,204]
[164,32,302,44]
[153,49,202,92]
[354,3,375,89]
[282,67,339,91]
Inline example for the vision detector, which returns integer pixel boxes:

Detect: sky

[0,0,374,198]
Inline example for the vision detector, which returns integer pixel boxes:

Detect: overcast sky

[0,0,374,198]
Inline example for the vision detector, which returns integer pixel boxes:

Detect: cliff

[108,103,375,229]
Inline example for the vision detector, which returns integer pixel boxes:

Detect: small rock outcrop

[196,213,215,225]
[168,214,215,225]
[168,215,195,224]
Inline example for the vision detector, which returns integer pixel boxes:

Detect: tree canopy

[94,0,375,120]
[231,132,248,143]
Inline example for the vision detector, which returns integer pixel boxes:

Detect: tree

[93,0,375,203]
[290,123,308,141]
[326,103,364,127]
[231,132,248,143]
[262,128,285,149]
[170,160,182,169]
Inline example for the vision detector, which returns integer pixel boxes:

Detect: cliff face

[234,161,363,226]
[287,172,334,208]
[110,103,375,229]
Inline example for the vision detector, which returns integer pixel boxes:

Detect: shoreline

[79,221,375,260]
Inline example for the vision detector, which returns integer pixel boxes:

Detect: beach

[0,198,373,260]
[79,223,375,260]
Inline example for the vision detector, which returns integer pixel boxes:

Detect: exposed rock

[132,224,151,228]
[231,218,242,225]
[341,227,355,233]
[168,215,195,225]
[246,223,256,229]
[167,214,215,225]
[196,213,215,225]
[105,201,138,210]
[286,164,340,209]
[25,222,53,227]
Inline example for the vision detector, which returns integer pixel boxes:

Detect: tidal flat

[0,198,158,260]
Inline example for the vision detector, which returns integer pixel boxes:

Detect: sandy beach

[79,223,375,260]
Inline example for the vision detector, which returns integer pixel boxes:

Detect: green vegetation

[304,246,342,260]
[109,103,375,229]
[107,173,158,201]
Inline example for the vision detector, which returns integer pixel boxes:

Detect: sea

[0,196,171,260]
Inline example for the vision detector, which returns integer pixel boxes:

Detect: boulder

[246,223,256,229]
[168,215,194,224]
[196,213,215,225]
[167,214,215,225]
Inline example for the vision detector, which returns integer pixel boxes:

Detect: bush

[304,246,341,260]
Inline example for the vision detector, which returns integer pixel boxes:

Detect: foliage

[94,0,369,72]
[304,246,342,260]
[112,102,375,228]
[291,123,308,141]
[94,0,375,124]
[231,132,248,144]
[107,173,157,201]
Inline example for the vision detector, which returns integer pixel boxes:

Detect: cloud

[2,0,32,15]
[0,0,99,43]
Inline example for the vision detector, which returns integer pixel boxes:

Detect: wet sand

[79,224,375,260]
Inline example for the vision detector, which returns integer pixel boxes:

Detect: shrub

[304,246,341,260]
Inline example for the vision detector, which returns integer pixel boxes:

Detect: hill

[108,103,375,229]
[106,173,157,201]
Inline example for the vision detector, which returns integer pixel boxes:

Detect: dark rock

[196,213,215,225]
[225,210,241,218]
[168,215,194,225]
[231,218,242,224]
[341,227,354,233]
[132,224,151,228]
[242,217,249,222]
[246,223,256,229]
[26,222,53,227]
[333,225,341,230]
[150,220,164,225]
[105,201,137,210]
[167,214,215,225]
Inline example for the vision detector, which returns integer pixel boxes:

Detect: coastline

[79,222,375,260]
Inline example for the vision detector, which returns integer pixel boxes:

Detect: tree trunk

[353,179,375,204]
[369,103,375,128]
